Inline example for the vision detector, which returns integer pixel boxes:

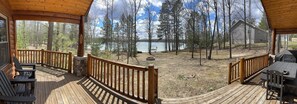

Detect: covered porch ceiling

[8,0,93,24]
[262,0,297,34]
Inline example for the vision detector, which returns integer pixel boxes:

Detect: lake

[97,42,186,52]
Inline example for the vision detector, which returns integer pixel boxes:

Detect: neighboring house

[231,20,268,44]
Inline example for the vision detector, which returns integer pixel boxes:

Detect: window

[0,13,10,68]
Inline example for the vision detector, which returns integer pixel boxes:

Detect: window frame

[0,12,10,68]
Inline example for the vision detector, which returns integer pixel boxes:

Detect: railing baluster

[142,71,145,100]
[137,70,140,99]
[114,64,117,89]
[127,68,130,95]
[109,64,113,87]
[118,66,121,91]
[123,67,125,93]
[101,61,103,81]
[132,69,134,97]
[107,62,110,86]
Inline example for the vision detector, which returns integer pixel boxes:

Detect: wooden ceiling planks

[6,0,93,24]
[8,0,91,16]
[262,0,297,33]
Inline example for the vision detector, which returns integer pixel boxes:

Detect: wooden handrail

[87,54,158,104]
[17,49,72,73]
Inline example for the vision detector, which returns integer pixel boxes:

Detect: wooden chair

[266,70,285,103]
[13,56,36,79]
[0,70,36,103]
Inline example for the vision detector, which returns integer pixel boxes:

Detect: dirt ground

[106,45,268,98]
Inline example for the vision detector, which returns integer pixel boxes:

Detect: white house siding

[231,20,268,45]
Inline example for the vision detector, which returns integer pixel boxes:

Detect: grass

[105,44,269,98]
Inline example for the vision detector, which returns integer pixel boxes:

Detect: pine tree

[258,14,268,30]
[172,0,183,55]
[157,1,171,52]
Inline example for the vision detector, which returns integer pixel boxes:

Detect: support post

[228,63,232,84]
[68,52,72,73]
[77,15,85,57]
[240,58,245,84]
[148,64,155,104]
[87,54,91,77]
[271,29,276,55]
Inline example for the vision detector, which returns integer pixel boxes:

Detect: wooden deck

[34,67,140,104]
[34,66,297,104]
[161,75,297,104]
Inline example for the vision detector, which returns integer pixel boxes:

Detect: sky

[88,0,265,39]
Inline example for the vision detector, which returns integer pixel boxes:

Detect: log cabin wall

[0,0,16,79]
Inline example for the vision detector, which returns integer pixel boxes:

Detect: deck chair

[266,70,285,103]
[13,56,36,79]
[0,70,36,103]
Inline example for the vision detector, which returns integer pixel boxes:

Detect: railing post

[240,58,245,84]
[148,64,155,104]
[228,63,232,84]
[41,49,44,66]
[154,68,158,100]
[87,54,91,77]
[68,52,72,73]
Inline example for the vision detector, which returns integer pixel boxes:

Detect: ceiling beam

[275,28,297,34]
[12,10,81,24]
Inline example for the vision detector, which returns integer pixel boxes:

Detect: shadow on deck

[35,66,140,104]
[160,74,297,104]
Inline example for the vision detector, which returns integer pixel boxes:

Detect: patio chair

[266,70,285,103]
[0,70,36,103]
[13,56,36,79]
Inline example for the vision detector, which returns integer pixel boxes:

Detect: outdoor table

[261,61,297,80]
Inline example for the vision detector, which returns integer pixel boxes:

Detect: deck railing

[228,61,240,84]
[87,54,158,104]
[17,49,72,73]
[228,53,269,84]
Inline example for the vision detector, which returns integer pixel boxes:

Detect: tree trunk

[228,0,232,58]
[206,2,211,59]
[223,0,226,49]
[248,0,252,50]
[55,23,60,51]
[208,2,218,60]
[192,15,195,58]
[175,12,179,55]
[217,2,220,50]
[244,0,247,48]
[47,22,54,51]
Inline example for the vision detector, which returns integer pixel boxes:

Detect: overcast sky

[88,0,264,39]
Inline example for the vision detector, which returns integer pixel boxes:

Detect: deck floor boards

[161,75,297,104]
[33,67,297,104]
[34,67,96,104]
[34,67,141,104]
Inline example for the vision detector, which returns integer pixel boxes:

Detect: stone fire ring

[146,57,155,61]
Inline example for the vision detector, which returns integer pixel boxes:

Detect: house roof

[261,0,297,34]
[231,20,268,33]
[7,0,93,24]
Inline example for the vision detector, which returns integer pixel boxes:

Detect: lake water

[136,42,186,52]
[98,42,186,52]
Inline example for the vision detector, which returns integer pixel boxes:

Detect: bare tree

[208,0,218,60]
[223,0,226,49]
[228,0,232,58]
[244,0,247,48]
